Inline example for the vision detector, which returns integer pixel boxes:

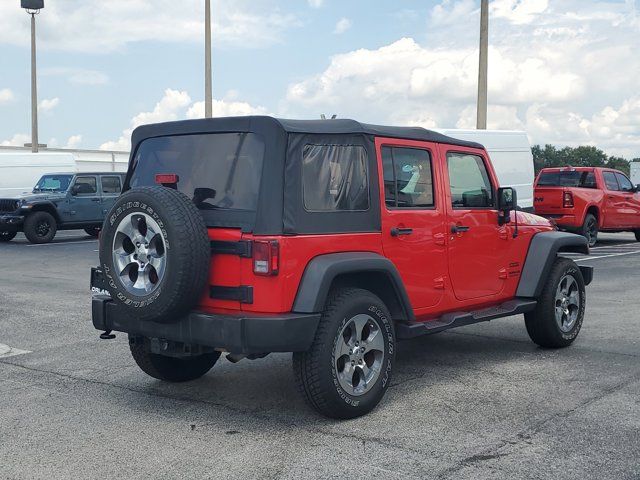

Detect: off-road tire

[23,211,57,244]
[84,227,100,237]
[579,213,598,247]
[129,336,220,382]
[525,257,586,348]
[0,230,17,242]
[293,288,395,419]
[99,186,210,323]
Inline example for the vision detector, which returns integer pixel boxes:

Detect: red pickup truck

[534,167,640,246]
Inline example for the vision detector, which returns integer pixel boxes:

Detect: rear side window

[615,172,634,191]
[603,172,620,191]
[537,170,597,188]
[302,144,369,212]
[447,153,493,208]
[382,146,434,208]
[74,176,97,194]
[101,176,121,194]
[131,133,265,211]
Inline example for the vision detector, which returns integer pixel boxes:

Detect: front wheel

[23,211,57,244]
[293,288,395,419]
[579,213,598,247]
[129,336,220,382]
[525,257,586,348]
[0,230,17,242]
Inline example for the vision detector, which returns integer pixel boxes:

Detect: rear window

[302,144,369,212]
[537,170,597,188]
[130,133,264,211]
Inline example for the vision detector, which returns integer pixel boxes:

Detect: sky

[0,0,638,158]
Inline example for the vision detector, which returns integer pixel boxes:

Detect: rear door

[614,172,640,228]
[442,148,509,301]
[602,171,626,227]
[69,175,101,223]
[99,175,122,218]
[377,138,447,310]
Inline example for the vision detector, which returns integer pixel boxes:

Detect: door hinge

[498,227,509,240]
[498,268,508,279]
[434,232,446,246]
[434,276,445,290]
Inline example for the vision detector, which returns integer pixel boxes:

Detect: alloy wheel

[554,274,580,333]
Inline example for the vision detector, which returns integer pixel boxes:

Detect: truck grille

[0,199,19,213]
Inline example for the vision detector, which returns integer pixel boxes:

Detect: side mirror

[635,185,640,193]
[70,185,80,196]
[497,187,517,225]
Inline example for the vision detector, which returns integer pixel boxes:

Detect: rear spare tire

[99,186,210,323]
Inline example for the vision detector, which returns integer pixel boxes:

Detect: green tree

[532,144,632,176]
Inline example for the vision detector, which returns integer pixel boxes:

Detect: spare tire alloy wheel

[100,186,210,323]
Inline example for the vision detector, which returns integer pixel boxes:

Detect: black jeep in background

[0,172,125,243]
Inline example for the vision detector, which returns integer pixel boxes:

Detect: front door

[602,171,627,227]
[69,175,101,223]
[443,148,506,301]
[378,138,447,310]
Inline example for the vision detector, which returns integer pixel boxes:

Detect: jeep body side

[90,116,592,418]
[534,166,640,246]
[0,172,125,243]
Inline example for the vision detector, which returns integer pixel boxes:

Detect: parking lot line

[590,242,638,250]
[575,250,640,261]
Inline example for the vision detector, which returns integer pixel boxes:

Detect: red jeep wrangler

[534,166,640,247]
[91,117,593,418]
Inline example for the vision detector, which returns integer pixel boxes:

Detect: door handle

[91,198,101,202]
[451,224,470,234]
[390,227,413,237]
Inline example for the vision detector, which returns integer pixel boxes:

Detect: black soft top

[131,116,483,150]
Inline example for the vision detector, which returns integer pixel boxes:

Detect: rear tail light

[253,240,279,276]
[155,174,179,187]
[563,191,574,208]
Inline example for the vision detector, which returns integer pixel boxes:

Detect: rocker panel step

[396,298,537,339]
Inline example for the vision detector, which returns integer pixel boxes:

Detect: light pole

[204,0,212,118]
[21,0,44,152]
[476,0,488,130]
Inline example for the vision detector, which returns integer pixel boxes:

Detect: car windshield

[130,133,265,212]
[33,174,73,192]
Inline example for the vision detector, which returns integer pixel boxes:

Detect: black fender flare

[292,252,415,321]
[516,231,591,298]
[27,201,61,223]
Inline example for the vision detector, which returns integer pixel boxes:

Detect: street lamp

[476,0,488,130]
[21,0,44,153]
[204,0,212,118]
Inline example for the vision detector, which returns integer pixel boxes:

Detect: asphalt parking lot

[1,231,639,479]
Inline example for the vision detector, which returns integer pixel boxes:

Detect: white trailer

[0,152,76,196]
[435,129,535,210]
[631,161,640,187]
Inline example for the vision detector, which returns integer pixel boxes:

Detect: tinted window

[74,176,97,194]
[382,146,434,208]
[603,172,620,191]
[131,133,264,211]
[302,144,369,211]
[447,153,493,208]
[537,170,597,188]
[101,176,122,194]
[615,172,634,191]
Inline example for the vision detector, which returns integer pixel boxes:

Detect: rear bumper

[92,297,320,354]
[0,214,24,228]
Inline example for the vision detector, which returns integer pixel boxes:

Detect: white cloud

[0,88,14,105]
[100,89,267,151]
[0,1,300,53]
[64,135,83,149]
[308,0,324,8]
[285,0,640,157]
[41,67,109,86]
[38,97,60,113]
[333,18,352,35]
[0,133,29,147]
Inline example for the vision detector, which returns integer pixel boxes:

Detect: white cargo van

[631,161,640,187]
[0,153,76,197]
[435,129,535,210]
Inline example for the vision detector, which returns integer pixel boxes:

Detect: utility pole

[476,0,488,130]
[204,0,212,118]
[21,1,44,151]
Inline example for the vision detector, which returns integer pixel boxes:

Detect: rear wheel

[525,257,586,348]
[579,213,598,247]
[23,211,57,244]
[84,227,100,237]
[129,336,220,382]
[0,230,17,242]
[293,288,395,419]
